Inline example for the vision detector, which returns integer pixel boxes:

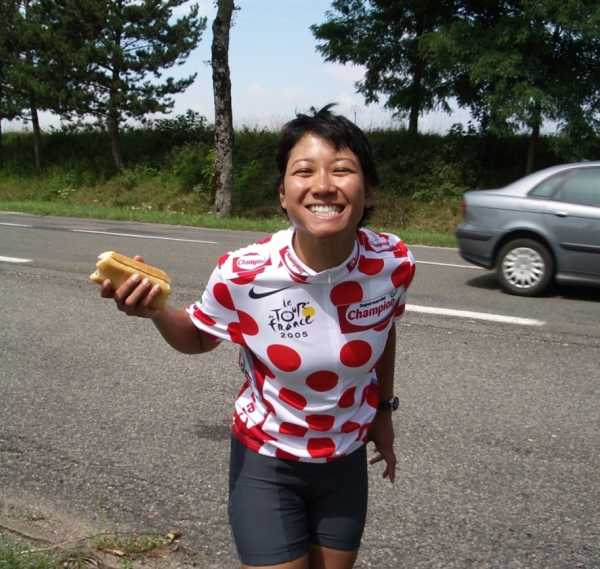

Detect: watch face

[379,396,399,411]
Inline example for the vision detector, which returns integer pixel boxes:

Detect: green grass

[90,531,168,557]
[0,537,57,569]
[0,531,171,568]
[0,200,457,247]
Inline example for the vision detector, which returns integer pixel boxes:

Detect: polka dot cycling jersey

[186,227,416,462]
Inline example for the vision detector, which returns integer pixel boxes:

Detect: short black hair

[276,104,378,225]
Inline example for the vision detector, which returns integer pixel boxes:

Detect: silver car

[456,162,600,296]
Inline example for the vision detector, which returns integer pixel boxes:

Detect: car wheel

[496,238,554,296]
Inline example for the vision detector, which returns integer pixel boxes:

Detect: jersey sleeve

[391,239,416,323]
[186,264,236,344]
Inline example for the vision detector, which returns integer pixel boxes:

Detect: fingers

[369,452,383,465]
[100,279,115,298]
[113,274,157,317]
[369,446,397,484]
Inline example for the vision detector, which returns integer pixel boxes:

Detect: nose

[313,169,335,195]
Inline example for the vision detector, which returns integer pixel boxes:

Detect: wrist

[377,395,399,412]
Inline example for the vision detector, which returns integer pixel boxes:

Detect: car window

[529,172,568,198]
[554,168,600,207]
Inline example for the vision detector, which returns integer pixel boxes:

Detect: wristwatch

[377,396,400,412]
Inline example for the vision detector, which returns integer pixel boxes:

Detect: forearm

[151,306,219,354]
[374,323,396,401]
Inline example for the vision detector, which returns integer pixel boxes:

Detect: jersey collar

[278,227,360,284]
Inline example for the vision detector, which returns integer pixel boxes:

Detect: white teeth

[308,205,342,217]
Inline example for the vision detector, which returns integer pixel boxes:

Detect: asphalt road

[1,212,599,569]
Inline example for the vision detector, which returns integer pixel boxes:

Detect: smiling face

[279,133,372,251]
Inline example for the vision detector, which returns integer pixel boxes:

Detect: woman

[100,105,416,569]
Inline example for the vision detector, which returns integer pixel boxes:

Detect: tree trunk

[30,102,42,170]
[408,104,419,136]
[211,0,235,217]
[526,103,542,174]
[407,19,424,136]
[108,112,124,171]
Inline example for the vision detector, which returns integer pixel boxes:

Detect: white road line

[0,222,33,228]
[71,229,218,245]
[0,256,32,264]
[407,304,545,326]
[417,260,484,270]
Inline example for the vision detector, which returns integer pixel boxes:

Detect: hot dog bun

[90,251,171,308]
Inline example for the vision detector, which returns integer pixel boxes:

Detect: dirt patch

[0,491,202,568]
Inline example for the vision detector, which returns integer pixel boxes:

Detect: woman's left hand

[367,411,396,483]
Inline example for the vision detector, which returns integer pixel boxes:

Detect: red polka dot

[391,261,414,288]
[254,370,265,392]
[232,417,263,453]
[227,322,245,345]
[267,344,302,372]
[253,355,275,379]
[237,310,259,335]
[276,448,300,461]
[261,397,276,415]
[279,422,308,437]
[213,283,234,310]
[330,281,363,306]
[340,340,372,367]
[193,307,215,326]
[279,388,307,410]
[363,384,379,408]
[306,371,338,392]
[240,435,262,453]
[231,270,260,285]
[394,241,408,257]
[341,420,360,433]
[358,256,384,276]
[307,438,336,458]
[306,414,335,431]
[338,386,356,408]
[217,253,229,268]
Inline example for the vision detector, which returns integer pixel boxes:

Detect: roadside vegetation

[0,530,176,569]
[2,115,596,247]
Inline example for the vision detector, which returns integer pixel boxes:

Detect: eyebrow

[290,156,358,167]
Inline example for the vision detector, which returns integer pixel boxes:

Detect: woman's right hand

[100,255,163,319]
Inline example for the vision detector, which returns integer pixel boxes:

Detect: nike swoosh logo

[248,286,291,299]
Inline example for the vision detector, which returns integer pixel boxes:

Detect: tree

[0,0,51,168]
[43,0,206,171]
[0,1,22,156]
[439,0,600,172]
[211,0,236,217]
[311,0,457,135]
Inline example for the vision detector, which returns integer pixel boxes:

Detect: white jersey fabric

[187,227,416,462]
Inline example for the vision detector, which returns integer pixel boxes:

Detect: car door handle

[552,211,569,217]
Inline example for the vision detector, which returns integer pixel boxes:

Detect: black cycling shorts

[228,435,368,566]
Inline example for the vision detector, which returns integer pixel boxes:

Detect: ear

[278,182,287,210]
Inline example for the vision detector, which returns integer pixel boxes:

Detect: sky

[6,0,472,133]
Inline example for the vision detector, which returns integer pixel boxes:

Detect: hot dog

[89,251,171,308]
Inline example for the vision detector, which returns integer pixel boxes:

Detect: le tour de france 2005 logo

[268,298,316,339]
